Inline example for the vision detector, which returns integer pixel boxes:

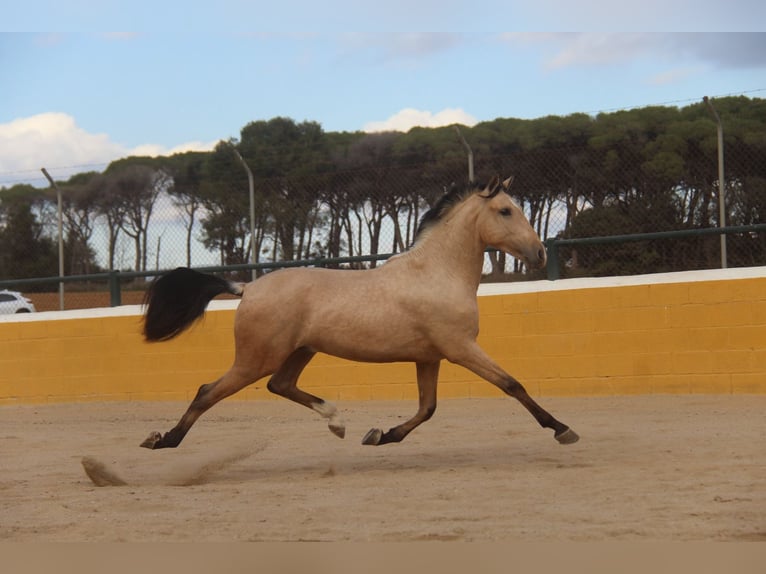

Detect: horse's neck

[402,201,486,290]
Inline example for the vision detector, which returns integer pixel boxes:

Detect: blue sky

[2,2,766,188]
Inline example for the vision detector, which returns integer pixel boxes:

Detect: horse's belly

[315,343,441,364]
[306,322,441,364]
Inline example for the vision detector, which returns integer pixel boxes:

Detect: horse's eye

[499,208,512,217]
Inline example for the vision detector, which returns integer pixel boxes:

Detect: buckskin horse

[140,175,579,449]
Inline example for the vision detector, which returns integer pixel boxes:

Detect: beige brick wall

[1,268,764,404]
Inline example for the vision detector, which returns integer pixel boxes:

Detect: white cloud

[130,140,220,157]
[544,34,650,70]
[363,107,478,133]
[502,32,766,72]
[507,1,765,31]
[648,67,698,86]
[501,33,652,70]
[0,113,217,187]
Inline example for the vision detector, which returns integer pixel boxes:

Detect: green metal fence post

[109,271,122,307]
[545,238,560,281]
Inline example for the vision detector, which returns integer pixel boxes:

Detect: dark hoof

[555,427,579,445]
[362,428,383,445]
[140,431,162,449]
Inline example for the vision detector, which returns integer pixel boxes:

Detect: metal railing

[544,224,766,280]
[2,224,764,309]
[0,253,395,308]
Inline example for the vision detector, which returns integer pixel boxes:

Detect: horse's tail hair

[143,267,244,342]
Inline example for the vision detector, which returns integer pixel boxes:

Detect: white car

[0,290,36,314]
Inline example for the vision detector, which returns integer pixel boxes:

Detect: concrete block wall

[1,267,764,405]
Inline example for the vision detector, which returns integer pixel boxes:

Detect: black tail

[143,267,244,342]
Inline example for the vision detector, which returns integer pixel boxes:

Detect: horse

[139,175,579,450]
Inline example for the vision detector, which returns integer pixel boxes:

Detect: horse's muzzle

[526,244,547,269]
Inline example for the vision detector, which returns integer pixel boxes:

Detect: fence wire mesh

[2,103,765,311]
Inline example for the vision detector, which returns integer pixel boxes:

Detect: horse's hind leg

[362,361,440,446]
[266,347,346,439]
[140,366,260,450]
[450,343,579,445]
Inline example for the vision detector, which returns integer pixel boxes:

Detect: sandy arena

[1,395,764,542]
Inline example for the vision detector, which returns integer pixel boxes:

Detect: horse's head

[475,175,547,269]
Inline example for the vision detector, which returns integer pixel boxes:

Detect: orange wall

[1,268,764,405]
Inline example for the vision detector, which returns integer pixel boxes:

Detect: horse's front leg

[450,343,579,445]
[362,361,440,445]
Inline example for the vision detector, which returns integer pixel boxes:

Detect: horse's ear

[502,176,514,191]
[482,175,501,198]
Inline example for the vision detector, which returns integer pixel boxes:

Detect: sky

[2,2,766,189]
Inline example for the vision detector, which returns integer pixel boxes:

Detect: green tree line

[1,96,764,283]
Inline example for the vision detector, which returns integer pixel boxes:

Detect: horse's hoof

[362,428,383,445]
[329,422,346,439]
[555,427,579,445]
[140,431,162,449]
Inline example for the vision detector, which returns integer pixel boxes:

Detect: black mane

[413,179,493,243]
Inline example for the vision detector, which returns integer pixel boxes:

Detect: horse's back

[241,266,374,305]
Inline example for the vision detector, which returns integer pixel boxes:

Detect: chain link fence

[2,119,765,311]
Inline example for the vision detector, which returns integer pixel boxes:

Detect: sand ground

[1,395,764,542]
